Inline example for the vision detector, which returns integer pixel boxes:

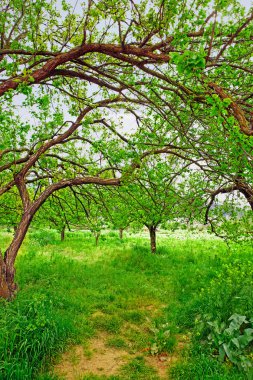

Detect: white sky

[13,0,253,138]
[68,0,253,12]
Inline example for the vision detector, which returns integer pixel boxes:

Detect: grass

[106,337,128,349]
[0,228,252,379]
[120,356,159,379]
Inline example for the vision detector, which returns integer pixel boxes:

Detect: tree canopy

[0,0,253,298]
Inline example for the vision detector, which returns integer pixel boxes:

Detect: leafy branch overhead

[0,0,252,301]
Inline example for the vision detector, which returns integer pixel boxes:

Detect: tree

[96,188,133,239]
[0,190,22,233]
[116,156,195,253]
[0,0,253,298]
[33,190,77,241]
[68,186,108,245]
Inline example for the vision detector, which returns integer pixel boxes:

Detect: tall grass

[0,229,252,379]
[0,295,74,379]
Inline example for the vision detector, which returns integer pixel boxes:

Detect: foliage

[174,247,253,378]
[207,314,253,373]
[0,0,253,377]
[149,321,176,355]
[0,230,250,378]
[0,0,253,292]
[0,294,73,379]
[196,258,253,323]
[171,50,206,76]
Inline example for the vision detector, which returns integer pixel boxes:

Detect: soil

[54,332,189,380]
[54,334,128,379]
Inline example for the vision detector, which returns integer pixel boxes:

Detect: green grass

[120,356,159,380]
[106,337,128,349]
[0,229,252,379]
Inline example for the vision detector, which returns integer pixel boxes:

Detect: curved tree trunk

[0,254,11,299]
[148,225,157,254]
[0,212,32,299]
[238,188,253,210]
[0,175,121,300]
[119,228,124,239]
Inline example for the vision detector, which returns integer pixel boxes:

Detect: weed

[149,322,176,355]
[207,314,253,372]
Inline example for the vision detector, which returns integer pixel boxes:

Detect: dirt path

[54,331,189,379]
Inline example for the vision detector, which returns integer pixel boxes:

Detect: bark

[119,228,124,239]
[236,182,253,210]
[61,226,66,241]
[95,232,100,246]
[0,132,159,299]
[243,193,253,210]
[0,211,32,299]
[148,225,157,254]
[0,176,121,300]
[208,82,252,136]
[0,43,170,97]
[0,253,11,299]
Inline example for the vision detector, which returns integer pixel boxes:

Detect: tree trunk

[0,172,121,300]
[241,191,253,210]
[61,225,65,241]
[0,212,32,299]
[148,225,157,254]
[95,232,100,246]
[0,253,11,299]
[119,228,124,239]
[235,180,253,210]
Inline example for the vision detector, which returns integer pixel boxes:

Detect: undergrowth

[0,229,252,379]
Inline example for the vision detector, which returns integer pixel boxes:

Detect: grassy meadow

[0,229,252,380]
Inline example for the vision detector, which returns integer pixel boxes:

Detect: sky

[66,0,253,12]
[14,0,253,138]
[4,0,252,210]
[237,0,252,6]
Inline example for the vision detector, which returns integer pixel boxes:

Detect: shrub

[189,257,253,375]
[197,259,253,324]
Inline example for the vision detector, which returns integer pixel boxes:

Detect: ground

[54,318,189,379]
[0,229,252,379]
